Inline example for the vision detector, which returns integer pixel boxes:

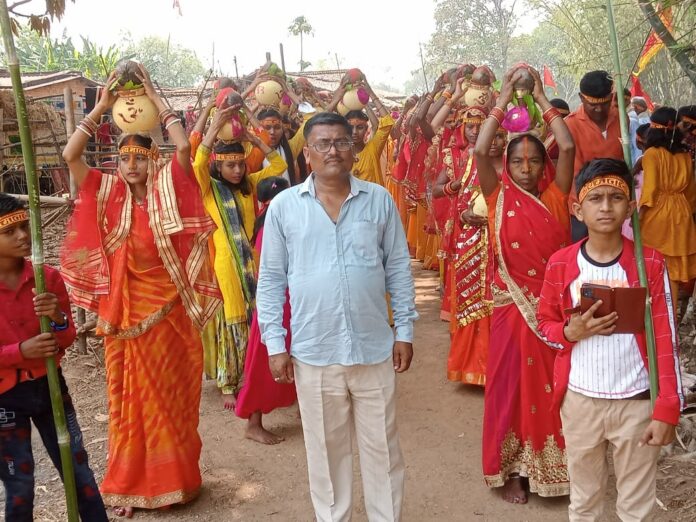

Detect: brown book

[580,283,647,334]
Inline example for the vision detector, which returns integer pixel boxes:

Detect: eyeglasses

[308,139,353,153]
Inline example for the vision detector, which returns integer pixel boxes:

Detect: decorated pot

[342,87,370,111]
[471,191,487,217]
[337,101,350,116]
[112,87,159,133]
[464,84,491,108]
[255,80,284,106]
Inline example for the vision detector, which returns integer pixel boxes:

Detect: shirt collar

[300,173,369,197]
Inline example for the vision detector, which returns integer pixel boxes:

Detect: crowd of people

[0,57,694,521]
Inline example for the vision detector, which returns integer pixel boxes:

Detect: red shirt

[536,237,684,425]
[0,260,75,394]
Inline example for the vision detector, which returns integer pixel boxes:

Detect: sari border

[102,487,200,509]
[493,185,546,341]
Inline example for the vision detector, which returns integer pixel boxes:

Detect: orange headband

[215,152,246,162]
[581,93,612,104]
[0,209,29,231]
[556,108,570,116]
[578,175,630,203]
[347,118,367,126]
[119,144,158,160]
[260,118,282,126]
[650,122,674,130]
[682,115,696,125]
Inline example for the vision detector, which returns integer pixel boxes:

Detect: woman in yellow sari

[639,106,696,302]
[193,104,287,443]
[61,65,221,517]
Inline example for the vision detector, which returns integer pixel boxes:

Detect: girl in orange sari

[475,66,574,504]
[61,66,221,517]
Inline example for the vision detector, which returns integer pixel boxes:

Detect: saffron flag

[543,65,557,95]
[635,6,672,75]
[630,74,655,111]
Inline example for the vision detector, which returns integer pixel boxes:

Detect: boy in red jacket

[0,194,107,521]
[537,159,683,521]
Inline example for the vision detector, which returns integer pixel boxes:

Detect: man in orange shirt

[565,70,624,240]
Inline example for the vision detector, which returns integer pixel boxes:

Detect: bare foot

[222,393,237,411]
[502,475,528,504]
[113,506,134,518]
[245,412,284,445]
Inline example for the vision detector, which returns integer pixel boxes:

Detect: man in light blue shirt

[257,112,417,522]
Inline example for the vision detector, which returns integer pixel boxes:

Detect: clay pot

[342,87,370,111]
[337,101,350,116]
[112,87,159,133]
[255,80,284,106]
[471,191,487,217]
[464,85,491,108]
[216,111,244,142]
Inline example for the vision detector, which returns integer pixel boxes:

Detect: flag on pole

[629,74,655,111]
[634,6,672,75]
[542,65,558,95]
[173,0,183,16]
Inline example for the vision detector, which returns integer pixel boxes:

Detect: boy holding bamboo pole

[0,193,107,521]
[536,159,683,520]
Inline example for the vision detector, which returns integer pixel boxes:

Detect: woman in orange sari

[61,65,221,517]
[475,66,574,504]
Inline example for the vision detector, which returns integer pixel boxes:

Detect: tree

[124,35,206,87]
[425,0,519,77]
[288,15,314,71]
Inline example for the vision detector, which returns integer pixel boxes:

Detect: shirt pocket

[349,221,382,265]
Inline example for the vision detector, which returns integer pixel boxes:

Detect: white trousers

[294,358,405,522]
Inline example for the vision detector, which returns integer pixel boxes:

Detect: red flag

[543,65,557,95]
[630,74,654,111]
[635,6,672,75]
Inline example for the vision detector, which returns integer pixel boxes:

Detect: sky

[30,0,439,90]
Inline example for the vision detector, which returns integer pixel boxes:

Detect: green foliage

[1,26,120,80]
[409,0,695,105]
[123,35,206,88]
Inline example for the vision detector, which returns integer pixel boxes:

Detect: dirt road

[10,262,696,521]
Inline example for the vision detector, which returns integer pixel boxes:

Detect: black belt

[622,389,651,401]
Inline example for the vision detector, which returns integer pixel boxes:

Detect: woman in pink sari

[474,66,574,504]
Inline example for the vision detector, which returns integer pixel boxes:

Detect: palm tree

[288,15,314,71]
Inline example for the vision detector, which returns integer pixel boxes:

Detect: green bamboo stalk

[606,0,659,406]
[0,2,79,520]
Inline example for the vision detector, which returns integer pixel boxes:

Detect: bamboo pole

[606,0,659,405]
[0,2,79,520]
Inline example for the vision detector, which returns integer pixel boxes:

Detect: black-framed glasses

[308,139,354,153]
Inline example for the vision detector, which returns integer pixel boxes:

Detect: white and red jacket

[536,237,683,426]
